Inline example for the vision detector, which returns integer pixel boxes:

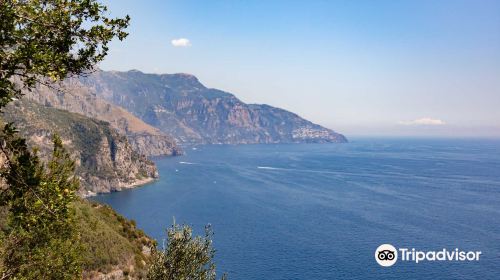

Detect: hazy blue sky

[100,0,500,137]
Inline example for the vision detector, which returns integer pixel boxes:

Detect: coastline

[81,176,158,198]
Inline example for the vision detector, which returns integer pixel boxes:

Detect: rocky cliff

[3,100,159,196]
[22,79,181,156]
[81,70,347,144]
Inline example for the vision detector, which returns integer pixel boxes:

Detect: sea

[92,138,500,279]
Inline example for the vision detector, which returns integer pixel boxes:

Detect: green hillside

[1,199,155,279]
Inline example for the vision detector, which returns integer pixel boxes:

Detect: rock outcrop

[80,70,348,144]
[3,100,159,195]
[22,79,181,156]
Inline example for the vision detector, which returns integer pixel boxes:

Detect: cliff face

[3,100,158,196]
[81,70,348,144]
[23,79,181,156]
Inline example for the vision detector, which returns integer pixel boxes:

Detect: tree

[0,129,81,279]
[147,223,227,280]
[0,0,129,278]
[0,0,129,110]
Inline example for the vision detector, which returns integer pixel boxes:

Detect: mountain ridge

[81,69,348,144]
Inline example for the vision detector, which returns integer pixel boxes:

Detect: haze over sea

[93,138,500,279]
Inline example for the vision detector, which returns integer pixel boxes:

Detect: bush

[147,223,227,280]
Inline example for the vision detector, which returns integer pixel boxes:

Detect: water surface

[93,138,500,279]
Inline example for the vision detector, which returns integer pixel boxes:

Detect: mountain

[80,70,347,144]
[3,100,158,196]
[22,79,181,157]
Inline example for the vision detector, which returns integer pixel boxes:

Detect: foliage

[0,1,128,278]
[147,223,227,280]
[0,0,130,109]
[0,198,156,279]
[74,200,155,278]
[0,127,81,279]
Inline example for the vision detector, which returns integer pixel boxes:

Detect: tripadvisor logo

[375,244,482,267]
[375,244,398,267]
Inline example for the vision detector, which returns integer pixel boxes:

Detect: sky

[100,0,500,137]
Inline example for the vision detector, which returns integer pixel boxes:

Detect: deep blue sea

[92,138,500,279]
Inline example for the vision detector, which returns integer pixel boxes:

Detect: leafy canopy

[147,223,227,280]
[0,128,82,279]
[0,0,129,278]
[0,0,130,109]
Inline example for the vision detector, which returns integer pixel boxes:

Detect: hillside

[22,79,181,157]
[0,199,155,279]
[3,100,158,196]
[80,70,347,144]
